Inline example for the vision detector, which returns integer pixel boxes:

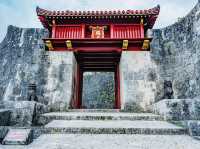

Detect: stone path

[1,134,200,149]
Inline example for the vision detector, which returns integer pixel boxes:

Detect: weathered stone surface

[0,127,9,142]
[3,101,47,126]
[151,2,200,101]
[186,121,200,136]
[2,128,33,145]
[1,134,200,149]
[0,109,11,126]
[43,51,74,111]
[0,25,48,103]
[44,120,186,135]
[120,51,157,110]
[0,1,200,126]
[38,112,162,125]
[152,99,200,120]
[0,25,73,113]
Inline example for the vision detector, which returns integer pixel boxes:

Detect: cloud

[0,0,198,42]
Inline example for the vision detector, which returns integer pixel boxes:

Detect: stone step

[68,109,120,112]
[44,120,187,135]
[39,112,163,124]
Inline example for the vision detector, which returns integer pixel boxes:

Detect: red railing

[52,25,84,39]
[51,24,144,39]
[111,24,144,39]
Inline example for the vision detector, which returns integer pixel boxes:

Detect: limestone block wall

[151,2,200,101]
[120,51,157,110]
[1,1,200,115]
[44,51,74,111]
[0,25,48,103]
[0,26,75,112]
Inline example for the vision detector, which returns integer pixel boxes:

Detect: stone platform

[1,134,200,149]
[44,120,186,135]
[40,112,162,123]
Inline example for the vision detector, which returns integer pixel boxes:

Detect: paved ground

[45,120,183,129]
[1,134,200,149]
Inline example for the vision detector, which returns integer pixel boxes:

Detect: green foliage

[82,72,115,109]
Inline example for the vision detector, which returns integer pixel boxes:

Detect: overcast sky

[0,0,198,42]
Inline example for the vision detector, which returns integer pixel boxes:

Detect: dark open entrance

[71,52,121,109]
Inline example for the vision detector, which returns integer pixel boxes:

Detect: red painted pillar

[71,62,79,109]
[52,25,56,38]
[77,69,83,108]
[75,64,80,108]
[110,24,114,38]
[81,24,85,38]
[75,64,84,109]
[115,64,121,109]
[140,24,144,38]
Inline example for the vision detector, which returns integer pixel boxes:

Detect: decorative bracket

[122,40,129,50]
[140,18,144,25]
[45,40,54,50]
[142,40,150,50]
[52,19,56,25]
[66,40,73,50]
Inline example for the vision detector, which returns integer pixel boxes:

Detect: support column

[77,69,83,108]
[71,63,83,109]
[115,64,121,109]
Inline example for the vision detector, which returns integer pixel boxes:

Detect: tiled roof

[36,5,160,17]
[36,5,160,29]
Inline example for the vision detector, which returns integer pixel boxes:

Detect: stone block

[3,101,48,126]
[187,121,200,136]
[6,101,36,126]
[123,101,145,112]
[152,99,200,121]
[0,109,11,126]
[2,128,33,145]
[0,127,9,142]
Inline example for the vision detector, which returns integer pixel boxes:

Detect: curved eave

[36,5,160,29]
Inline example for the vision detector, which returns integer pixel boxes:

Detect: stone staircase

[40,110,187,135]
[2,110,200,149]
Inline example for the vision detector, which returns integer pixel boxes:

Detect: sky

[0,0,198,42]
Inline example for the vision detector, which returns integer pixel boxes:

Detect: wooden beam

[82,68,115,72]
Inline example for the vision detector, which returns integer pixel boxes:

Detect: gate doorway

[71,52,121,109]
[82,72,115,109]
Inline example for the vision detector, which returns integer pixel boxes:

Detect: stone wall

[0,26,74,112]
[43,52,74,111]
[0,26,48,103]
[151,2,200,101]
[120,51,157,111]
